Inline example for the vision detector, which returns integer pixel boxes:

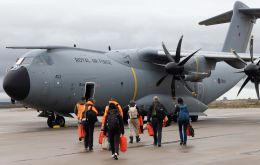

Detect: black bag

[106,109,120,131]
[85,106,98,124]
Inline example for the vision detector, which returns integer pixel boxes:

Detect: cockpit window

[21,57,34,65]
[16,58,24,65]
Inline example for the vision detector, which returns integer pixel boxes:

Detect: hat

[153,96,159,101]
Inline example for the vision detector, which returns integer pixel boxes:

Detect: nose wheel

[47,115,65,128]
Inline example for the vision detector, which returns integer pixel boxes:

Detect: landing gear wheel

[190,116,198,122]
[56,116,65,127]
[47,116,55,128]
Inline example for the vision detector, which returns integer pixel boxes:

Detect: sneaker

[114,153,118,160]
[158,144,161,147]
[89,147,93,151]
[180,142,183,145]
[183,142,187,146]
[111,154,115,158]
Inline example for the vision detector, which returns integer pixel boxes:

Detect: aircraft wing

[139,48,258,68]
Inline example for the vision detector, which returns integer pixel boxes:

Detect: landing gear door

[85,82,95,100]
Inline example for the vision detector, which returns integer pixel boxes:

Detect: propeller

[232,35,260,99]
[156,35,200,98]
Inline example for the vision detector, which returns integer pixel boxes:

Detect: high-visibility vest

[77,104,86,120]
[101,101,123,128]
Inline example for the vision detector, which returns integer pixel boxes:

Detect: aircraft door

[85,82,95,100]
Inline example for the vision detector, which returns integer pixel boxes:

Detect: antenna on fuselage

[108,45,111,51]
[74,44,76,47]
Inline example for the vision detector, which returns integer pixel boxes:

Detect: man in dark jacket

[174,97,189,145]
[104,103,125,160]
[147,96,167,147]
[83,98,98,151]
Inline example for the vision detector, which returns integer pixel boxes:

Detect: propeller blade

[171,75,176,98]
[178,49,201,66]
[257,59,260,65]
[175,35,183,63]
[237,77,250,96]
[255,82,260,99]
[235,71,245,73]
[162,42,175,62]
[179,76,195,94]
[231,49,247,65]
[156,74,168,87]
[250,35,254,63]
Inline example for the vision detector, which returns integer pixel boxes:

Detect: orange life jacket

[86,101,98,115]
[101,100,123,128]
[77,104,86,120]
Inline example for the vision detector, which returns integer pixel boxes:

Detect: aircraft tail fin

[199,1,260,53]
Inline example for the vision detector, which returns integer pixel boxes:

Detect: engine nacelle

[183,72,210,82]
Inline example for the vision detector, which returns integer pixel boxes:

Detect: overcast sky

[1,0,260,100]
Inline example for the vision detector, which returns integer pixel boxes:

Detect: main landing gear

[47,114,65,128]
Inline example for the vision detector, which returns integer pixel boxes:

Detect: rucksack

[106,109,120,131]
[128,106,138,119]
[85,106,98,124]
[178,104,189,122]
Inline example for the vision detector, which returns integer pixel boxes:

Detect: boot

[129,136,133,143]
[136,136,140,143]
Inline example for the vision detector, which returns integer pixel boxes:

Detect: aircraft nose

[3,66,30,101]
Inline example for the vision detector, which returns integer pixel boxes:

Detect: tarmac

[1,108,260,165]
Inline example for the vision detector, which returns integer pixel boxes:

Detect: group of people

[74,96,191,160]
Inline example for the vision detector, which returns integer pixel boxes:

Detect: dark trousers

[83,121,95,149]
[108,130,120,154]
[151,117,163,145]
[178,120,189,144]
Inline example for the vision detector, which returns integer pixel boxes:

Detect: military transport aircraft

[3,1,260,128]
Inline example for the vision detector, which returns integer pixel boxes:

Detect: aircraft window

[21,57,34,64]
[16,58,24,65]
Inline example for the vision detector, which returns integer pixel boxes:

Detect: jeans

[178,120,189,144]
[151,117,163,145]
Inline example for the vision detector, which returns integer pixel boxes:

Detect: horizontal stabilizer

[199,8,260,26]
[199,10,233,26]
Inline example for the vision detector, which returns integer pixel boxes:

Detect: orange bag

[186,125,191,136]
[147,123,154,136]
[120,135,127,152]
[138,116,144,134]
[98,131,104,144]
[163,116,168,127]
[78,123,85,140]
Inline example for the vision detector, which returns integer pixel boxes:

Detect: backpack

[178,104,189,122]
[128,106,138,119]
[106,108,120,131]
[85,106,97,124]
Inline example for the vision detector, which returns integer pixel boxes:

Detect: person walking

[127,100,141,143]
[83,98,98,151]
[147,96,167,147]
[74,97,86,141]
[174,97,190,145]
[103,102,124,160]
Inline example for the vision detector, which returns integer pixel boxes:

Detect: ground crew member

[103,103,124,160]
[127,100,141,143]
[82,98,98,151]
[174,97,190,145]
[74,97,86,141]
[147,96,167,147]
[101,98,123,130]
